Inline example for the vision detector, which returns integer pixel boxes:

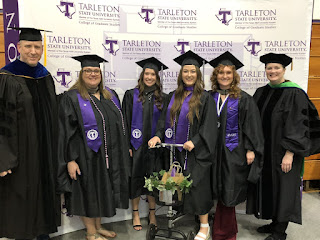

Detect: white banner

[13,0,313,99]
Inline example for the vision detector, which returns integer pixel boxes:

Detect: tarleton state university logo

[244,39,261,56]
[53,69,72,88]
[216,8,232,25]
[175,40,190,54]
[57,1,76,19]
[102,37,120,56]
[138,7,155,24]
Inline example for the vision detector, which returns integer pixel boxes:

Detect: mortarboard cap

[136,57,168,71]
[11,27,51,41]
[260,53,292,67]
[174,50,207,68]
[72,54,108,68]
[209,51,244,70]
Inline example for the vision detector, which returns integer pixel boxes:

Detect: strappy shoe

[194,223,210,240]
[86,232,107,240]
[96,227,116,238]
[132,209,142,231]
[148,208,157,228]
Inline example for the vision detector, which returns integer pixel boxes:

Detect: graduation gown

[247,83,320,224]
[0,60,59,239]
[210,90,264,207]
[122,87,167,199]
[156,90,217,215]
[57,89,129,217]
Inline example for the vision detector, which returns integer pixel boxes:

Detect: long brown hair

[69,69,111,100]
[136,68,163,110]
[210,64,241,98]
[170,65,204,125]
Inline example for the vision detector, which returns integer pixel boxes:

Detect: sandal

[97,227,116,238]
[194,223,210,240]
[86,232,107,240]
[148,208,157,228]
[132,209,142,231]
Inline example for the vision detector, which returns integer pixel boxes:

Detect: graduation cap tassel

[44,31,47,66]
[202,60,205,81]
[291,60,293,71]
[160,65,164,85]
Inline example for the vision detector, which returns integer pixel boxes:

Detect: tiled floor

[51,192,320,240]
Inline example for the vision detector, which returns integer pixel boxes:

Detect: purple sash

[131,88,161,150]
[164,92,192,152]
[105,86,121,109]
[212,92,239,151]
[77,93,102,152]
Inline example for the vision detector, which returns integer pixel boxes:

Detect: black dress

[210,90,264,207]
[57,89,130,217]
[155,90,218,215]
[122,87,167,199]
[0,61,59,239]
[247,83,320,224]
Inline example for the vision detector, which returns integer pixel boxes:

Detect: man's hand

[0,169,12,177]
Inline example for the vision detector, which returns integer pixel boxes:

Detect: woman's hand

[67,161,81,180]
[129,149,133,157]
[246,150,255,165]
[148,136,161,148]
[183,141,195,152]
[281,150,294,173]
[0,169,12,177]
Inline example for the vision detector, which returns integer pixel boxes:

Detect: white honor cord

[216,93,229,117]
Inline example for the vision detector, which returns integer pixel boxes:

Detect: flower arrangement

[144,169,193,195]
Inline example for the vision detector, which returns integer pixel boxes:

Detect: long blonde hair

[170,65,204,125]
[210,64,241,98]
[69,69,111,100]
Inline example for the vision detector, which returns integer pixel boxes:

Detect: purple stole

[105,86,121,109]
[212,92,239,151]
[164,91,192,152]
[131,88,161,150]
[77,93,102,152]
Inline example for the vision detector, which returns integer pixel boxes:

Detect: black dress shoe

[257,224,273,233]
[264,233,287,240]
[37,234,51,240]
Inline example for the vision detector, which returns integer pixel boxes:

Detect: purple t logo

[141,8,153,23]
[56,71,71,87]
[177,41,189,54]
[105,39,118,54]
[57,1,76,19]
[60,2,73,17]
[219,10,231,24]
[247,41,260,55]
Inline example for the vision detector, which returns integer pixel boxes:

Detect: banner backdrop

[2,0,314,99]
[0,0,314,236]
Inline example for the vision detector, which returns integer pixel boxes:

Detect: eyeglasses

[83,69,100,75]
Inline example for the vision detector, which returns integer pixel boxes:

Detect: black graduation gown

[210,90,264,207]
[0,70,59,239]
[122,88,168,199]
[247,84,320,224]
[155,90,218,215]
[57,89,129,217]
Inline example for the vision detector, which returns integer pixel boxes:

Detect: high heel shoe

[148,208,157,228]
[194,223,210,240]
[132,209,142,231]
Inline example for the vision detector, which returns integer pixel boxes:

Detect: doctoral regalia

[210,90,264,207]
[155,90,217,215]
[57,89,130,217]
[247,81,320,224]
[122,87,167,199]
[0,59,59,239]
